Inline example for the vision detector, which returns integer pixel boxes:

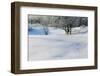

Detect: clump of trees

[28,15,88,35]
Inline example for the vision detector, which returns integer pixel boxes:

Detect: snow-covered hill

[28,25,88,61]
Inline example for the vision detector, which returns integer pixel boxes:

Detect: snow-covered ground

[28,26,88,61]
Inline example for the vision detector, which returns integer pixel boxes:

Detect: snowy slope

[28,26,88,61]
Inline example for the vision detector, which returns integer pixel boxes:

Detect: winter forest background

[28,15,88,35]
[28,15,88,61]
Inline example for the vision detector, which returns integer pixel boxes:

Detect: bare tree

[40,16,50,35]
[57,16,73,34]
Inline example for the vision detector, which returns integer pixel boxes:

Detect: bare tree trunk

[63,25,69,34]
[43,25,49,35]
